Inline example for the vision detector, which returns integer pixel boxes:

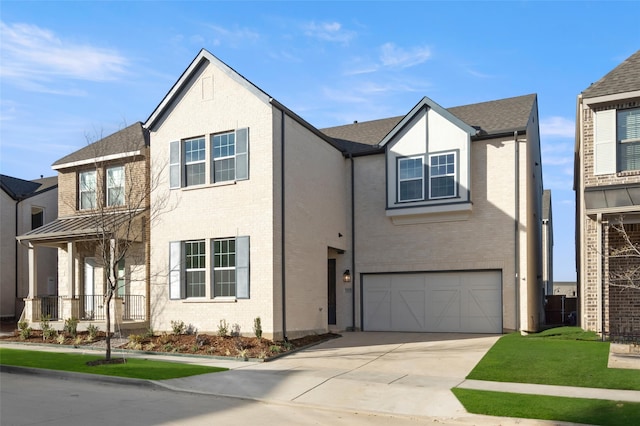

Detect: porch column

[28,243,38,299]
[67,241,76,298]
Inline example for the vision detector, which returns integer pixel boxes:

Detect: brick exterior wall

[607,223,640,335]
[580,96,640,335]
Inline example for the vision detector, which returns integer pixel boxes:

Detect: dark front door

[328,259,337,325]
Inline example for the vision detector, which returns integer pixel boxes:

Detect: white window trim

[79,170,97,210]
[106,165,125,207]
[398,156,424,202]
[429,151,457,200]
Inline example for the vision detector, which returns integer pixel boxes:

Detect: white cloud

[207,24,260,47]
[540,116,575,138]
[0,21,129,86]
[302,21,356,44]
[379,42,431,69]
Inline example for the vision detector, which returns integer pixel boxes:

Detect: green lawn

[454,327,640,425]
[466,327,640,390]
[0,348,226,380]
[453,388,640,426]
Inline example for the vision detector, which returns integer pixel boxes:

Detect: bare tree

[607,218,640,291]
[67,123,170,361]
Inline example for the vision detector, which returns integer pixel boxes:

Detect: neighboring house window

[117,259,125,297]
[429,152,457,199]
[106,166,125,207]
[31,207,44,230]
[185,240,206,298]
[184,137,206,186]
[618,107,640,171]
[398,157,424,202]
[168,128,249,189]
[168,236,250,300]
[79,170,97,210]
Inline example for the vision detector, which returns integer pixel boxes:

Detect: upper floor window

[184,137,206,186]
[398,157,424,202]
[618,107,640,171]
[79,170,97,210]
[168,128,249,189]
[31,207,44,230]
[429,153,457,198]
[106,166,125,207]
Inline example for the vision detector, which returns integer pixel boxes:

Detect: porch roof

[17,211,143,245]
[584,184,640,213]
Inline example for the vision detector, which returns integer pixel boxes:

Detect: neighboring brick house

[17,122,150,331]
[145,49,547,339]
[575,50,640,337]
[1,174,57,320]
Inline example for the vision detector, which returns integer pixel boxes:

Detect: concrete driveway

[163,332,500,420]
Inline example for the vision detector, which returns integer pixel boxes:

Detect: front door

[328,259,337,325]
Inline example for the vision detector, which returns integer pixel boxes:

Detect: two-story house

[575,50,640,337]
[145,49,545,339]
[1,174,58,320]
[17,122,150,331]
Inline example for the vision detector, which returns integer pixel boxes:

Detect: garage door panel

[363,271,501,333]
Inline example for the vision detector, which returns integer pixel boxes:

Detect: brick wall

[607,222,640,335]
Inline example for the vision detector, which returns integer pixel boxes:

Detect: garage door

[362,271,502,333]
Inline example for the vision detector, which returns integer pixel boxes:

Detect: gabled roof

[52,122,149,170]
[321,93,537,154]
[144,49,272,131]
[0,174,58,201]
[582,50,640,98]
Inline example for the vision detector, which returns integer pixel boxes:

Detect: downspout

[280,108,288,342]
[350,154,356,331]
[514,130,521,332]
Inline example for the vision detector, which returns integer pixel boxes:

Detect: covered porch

[17,213,149,332]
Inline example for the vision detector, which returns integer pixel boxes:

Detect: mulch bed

[0,329,340,360]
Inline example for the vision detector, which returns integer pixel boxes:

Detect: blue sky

[1,1,639,281]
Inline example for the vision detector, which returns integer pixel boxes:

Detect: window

[213,238,236,297]
[429,153,456,198]
[168,236,250,300]
[185,240,206,298]
[618,107,640,171]
[31,207,44,230]
[398,157,423,202]
[184,137,206,186]
[79,170,97,210]
[106,166,125,207]
[168,128,249,189]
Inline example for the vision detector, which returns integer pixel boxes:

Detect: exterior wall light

[343,269,351,283]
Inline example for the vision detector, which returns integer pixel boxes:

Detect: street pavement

[2,331,640,425]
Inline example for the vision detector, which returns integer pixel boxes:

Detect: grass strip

[0,348,226,380]
[467,327,640,390]
[452,388,640,426]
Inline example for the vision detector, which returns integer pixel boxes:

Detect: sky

[1,1,639,281]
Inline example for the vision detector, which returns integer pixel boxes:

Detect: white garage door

[363,271,502,333]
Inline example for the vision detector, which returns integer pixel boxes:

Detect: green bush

[253,317,262,340]
[217,319,229,337]
[170,320,186,335]
[63,317,78,337]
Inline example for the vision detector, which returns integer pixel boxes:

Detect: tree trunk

[105,291,112,361]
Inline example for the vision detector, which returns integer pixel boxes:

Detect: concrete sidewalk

[2,333,640,425]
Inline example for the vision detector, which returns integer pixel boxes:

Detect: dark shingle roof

[320,94,536,152]
[52,122,149,168]
[0,174,58,200]
[582,50,640,98]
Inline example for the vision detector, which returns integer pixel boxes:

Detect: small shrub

[162,343,174,352]
[73,336,84,346]
[283,341,294,351]
[170,320,186,335]
[143,342,156,352]
[128,334,144,345]
[196,334,208,347]
[231,323,241,337]
[56,334,66,344]
[217,319,229,337]
[143,327,155,338]
[18,320,29,331]
[269,345,281,354]
[39,315,53,340]
[86,324,99,341]
[43,327,57,340]
[236,348,249,361]
[185,323,197,335]
[19,325,32,340]
[158,332,172,345]
[190,344,199,353]
[206,346,216,355]
[63,317,78,337]
[253,317,262,340]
